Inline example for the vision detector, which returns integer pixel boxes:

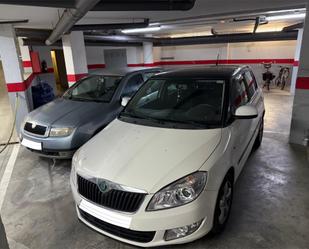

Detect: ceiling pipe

[0,0,75,8]
[15,28,51,39]
[253,17,260,34]
[23,31,298,47]
[23,38,142,47]
[154,31,298,46]
[72,19,149,31]
[0,0,196,11]
[84,34,155,43]
[22,38,62,47]
[93,0,195,11]
[282,22,304,31]
[0,19,28,24]
[45,0,101,45]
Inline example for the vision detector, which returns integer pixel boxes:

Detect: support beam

[18,37,33,74]
[290,7,309,146]
[62,31,88,87]
[143,41,154,66]
[290,29,303,95]
[0,24,31,132]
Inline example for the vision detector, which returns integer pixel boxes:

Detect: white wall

[160,43,229,61]
[228,41,296,60]
[86,46,105,66]
[126,47,143,65]
[85,46,143,67]
[31,40,297,88]
[157,41,296,87]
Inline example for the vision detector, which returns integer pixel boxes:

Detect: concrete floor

[1,90,309,249]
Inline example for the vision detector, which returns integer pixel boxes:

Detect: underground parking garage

[0,0,309,248]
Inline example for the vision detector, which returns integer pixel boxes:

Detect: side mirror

[234,105,258,119]
[121,96,131,107]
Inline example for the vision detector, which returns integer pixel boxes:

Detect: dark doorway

[51,49,68,95]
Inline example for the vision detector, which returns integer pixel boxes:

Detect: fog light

[164,220,203,241]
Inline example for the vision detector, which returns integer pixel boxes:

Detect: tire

[253,118,264,149]
[211,173,234,235]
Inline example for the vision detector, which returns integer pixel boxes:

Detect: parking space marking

[0,144,20,210]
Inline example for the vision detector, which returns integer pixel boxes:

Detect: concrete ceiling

[0,0,307,37]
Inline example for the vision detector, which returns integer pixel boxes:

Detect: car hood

[76,119,222,194]
[27,98,109,127]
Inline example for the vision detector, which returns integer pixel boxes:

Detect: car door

[229,72,253,178]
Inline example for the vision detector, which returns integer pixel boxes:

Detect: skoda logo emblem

[98,180,109,193]
[31,122,37,129]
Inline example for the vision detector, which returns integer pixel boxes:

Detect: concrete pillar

[143,42,154,66]
[290,7,309,145]
[0,24,30,132]
[18,37,33,74]
[290,29,303,95]
[62,31,88,87]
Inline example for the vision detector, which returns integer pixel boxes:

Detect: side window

[123,74,144,97]
[244,70,257,98]
[232,75,249,112]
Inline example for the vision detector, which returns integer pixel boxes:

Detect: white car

[71,66,265,247]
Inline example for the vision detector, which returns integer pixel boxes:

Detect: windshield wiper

[70,97,93,102]
[148,117,209,128]
[120,112,166,123]
[120,112,210,128]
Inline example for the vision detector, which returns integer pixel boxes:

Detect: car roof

[153,65,247,79]
[91,67,162,77]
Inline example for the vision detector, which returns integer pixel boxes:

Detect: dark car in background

[20,67,162,159]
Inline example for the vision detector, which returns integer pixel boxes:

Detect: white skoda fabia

[71,66,265,247]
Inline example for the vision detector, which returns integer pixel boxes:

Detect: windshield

[121,78,225,129]
[63,75,123,102]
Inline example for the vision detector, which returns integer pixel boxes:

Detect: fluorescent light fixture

[267,13,306,21]
[149,22,160,26]
[121,26,161,34]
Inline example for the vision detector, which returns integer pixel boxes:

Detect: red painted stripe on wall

[296,77,309,90]
[293,61,299,67]
[6,82,27,92]
[6,72,42,92]
[67,73,88,82]
[88,64,106,69]
[22,60,32,68]
[128,59,295,67]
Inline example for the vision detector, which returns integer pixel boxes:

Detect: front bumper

[71,178,218,247]
[20,130,78,159]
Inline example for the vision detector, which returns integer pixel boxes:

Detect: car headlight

[147,171,207,211]
[49,127,74,137]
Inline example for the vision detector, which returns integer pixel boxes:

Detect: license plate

[79,199,132,229]
[21,138,42,151]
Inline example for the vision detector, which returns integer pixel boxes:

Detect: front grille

[77,175,146,213]
[24,122,47,136]
[79,208,155,243]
